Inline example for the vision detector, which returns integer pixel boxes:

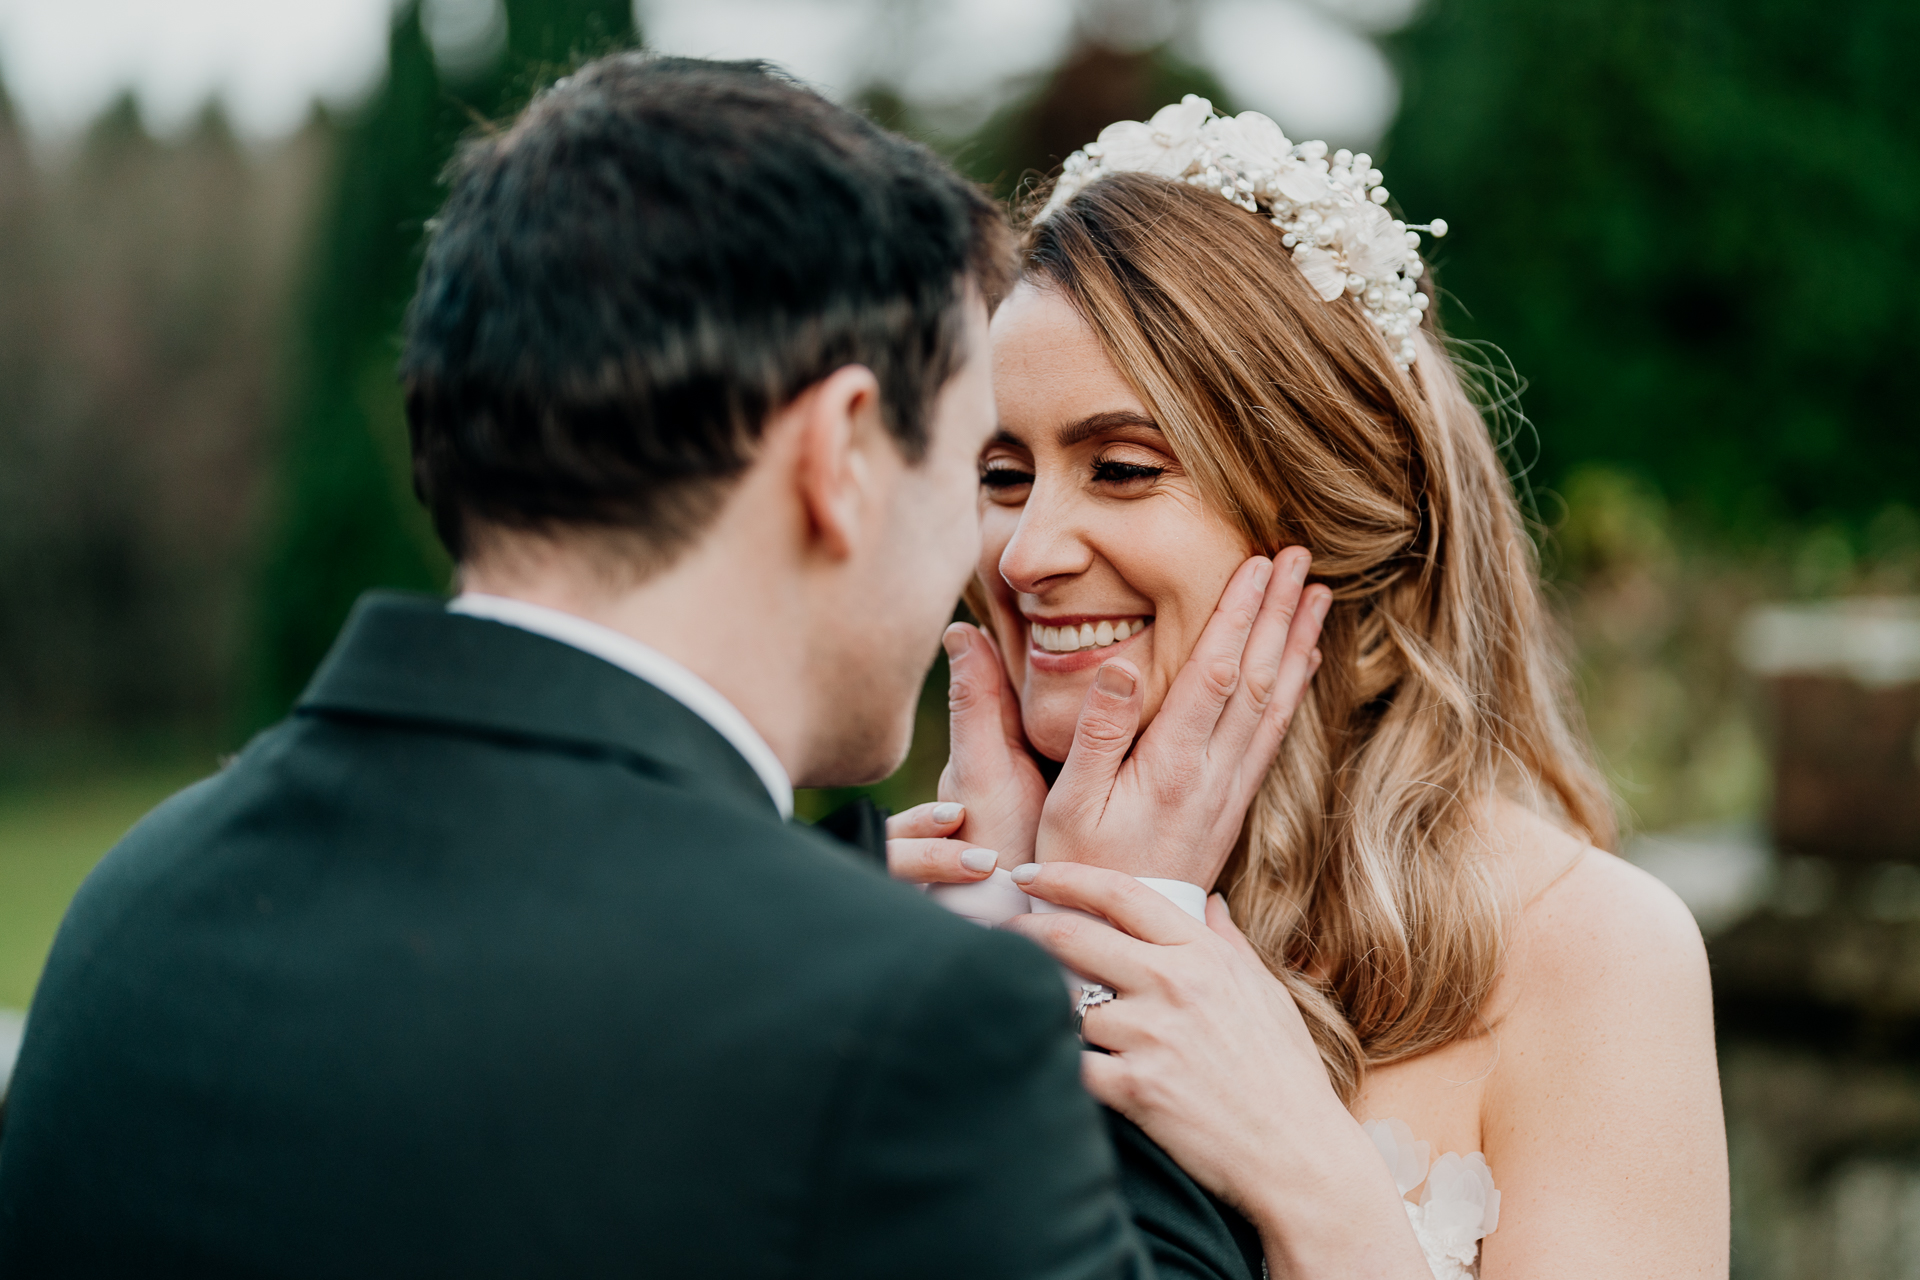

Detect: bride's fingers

[943,623,1019,787]
[885,837,999,885]
[1068,987,1162,1055]
[1139,557,1271,764]
[974,622,1030,753]
[1001,908,1157,993]
[885,800,966,841]
[1205,548,1313,759]
[1079,1049,1138,1116]
[1234,584,1331,794]
[1045,658,1144,822]
[1010,861,1200,948]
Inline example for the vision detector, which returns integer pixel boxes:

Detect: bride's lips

[1023,615,1153,673]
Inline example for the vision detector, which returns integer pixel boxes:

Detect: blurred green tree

[250,0,634,726]
[1383,0,1919,531]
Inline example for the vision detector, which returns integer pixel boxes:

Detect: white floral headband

[1039,95,1447,371]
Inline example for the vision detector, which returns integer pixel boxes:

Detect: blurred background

[0,0,1913,1270]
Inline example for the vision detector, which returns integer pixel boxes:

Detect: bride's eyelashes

[977,444,1170,503]
[1090,458,1165,488]
[979,459,1035,501]
[1089,450,1169,496]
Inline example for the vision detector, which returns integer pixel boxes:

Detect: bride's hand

[934,621,1049,868]
[1005,862,1432,1278]
[883,801,1000,885]
[1036,549,1331,888]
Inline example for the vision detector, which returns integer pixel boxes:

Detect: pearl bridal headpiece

[1039,95,1448,371]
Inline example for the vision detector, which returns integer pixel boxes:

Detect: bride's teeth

[1031,617,1152,652]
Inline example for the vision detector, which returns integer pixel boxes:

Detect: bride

[888,98,1728,1278]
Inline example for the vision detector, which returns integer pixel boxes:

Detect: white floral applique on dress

[1362,1118,1501,1280]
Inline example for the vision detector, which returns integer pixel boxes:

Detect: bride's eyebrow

[1056,410,1161,446]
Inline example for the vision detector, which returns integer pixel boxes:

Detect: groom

[0,54,1261,1278]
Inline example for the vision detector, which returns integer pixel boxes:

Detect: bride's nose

[997,491,1094,595]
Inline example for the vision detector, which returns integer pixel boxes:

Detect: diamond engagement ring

[1072,983,1117,1041]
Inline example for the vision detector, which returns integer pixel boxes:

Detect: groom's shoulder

[36,705,1072,1088]
[95,707,1057,1007]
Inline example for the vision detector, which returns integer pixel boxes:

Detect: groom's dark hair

[401,53,1014,565]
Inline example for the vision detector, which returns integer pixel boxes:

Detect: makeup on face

[978,283,1249,761]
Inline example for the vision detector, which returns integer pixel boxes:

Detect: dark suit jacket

[0,593,1260,1278]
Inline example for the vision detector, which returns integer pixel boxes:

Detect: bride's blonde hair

[996,172,1614,1102]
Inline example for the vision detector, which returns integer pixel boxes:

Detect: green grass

[0,767,211,1010]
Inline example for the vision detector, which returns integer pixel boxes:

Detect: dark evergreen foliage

[1381,0,1920,529]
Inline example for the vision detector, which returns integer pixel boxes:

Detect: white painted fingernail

[1011,863,1041,885]
[932,802,964,825]
[960,847,997,873]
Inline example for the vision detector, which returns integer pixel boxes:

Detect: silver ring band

[1072,983,1117,1041]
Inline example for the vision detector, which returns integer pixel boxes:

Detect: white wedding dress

[1264,1118,1500,1279]
[1363,1118,1501,1279]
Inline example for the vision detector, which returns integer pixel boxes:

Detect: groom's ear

[790,364,886,561]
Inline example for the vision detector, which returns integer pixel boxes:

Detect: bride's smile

[975,281,1251,761]
[1024,614,1148,656]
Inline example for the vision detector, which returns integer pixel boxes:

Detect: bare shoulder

[1471,815,1729,1274]
[1481,805,1720,1157]
[1519,848,1707,1020]
[1487,805,1708,1029]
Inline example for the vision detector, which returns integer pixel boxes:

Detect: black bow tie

[812,796,890,867]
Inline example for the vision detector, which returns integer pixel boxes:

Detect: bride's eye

[1091,458,1165,489]
[979,460,1034,502]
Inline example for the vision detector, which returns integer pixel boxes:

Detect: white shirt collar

[446,593,794,819]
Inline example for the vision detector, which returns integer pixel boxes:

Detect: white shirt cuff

[928,870,1208,926]
[1134,878,1210,922]
[924,868,1030,926]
